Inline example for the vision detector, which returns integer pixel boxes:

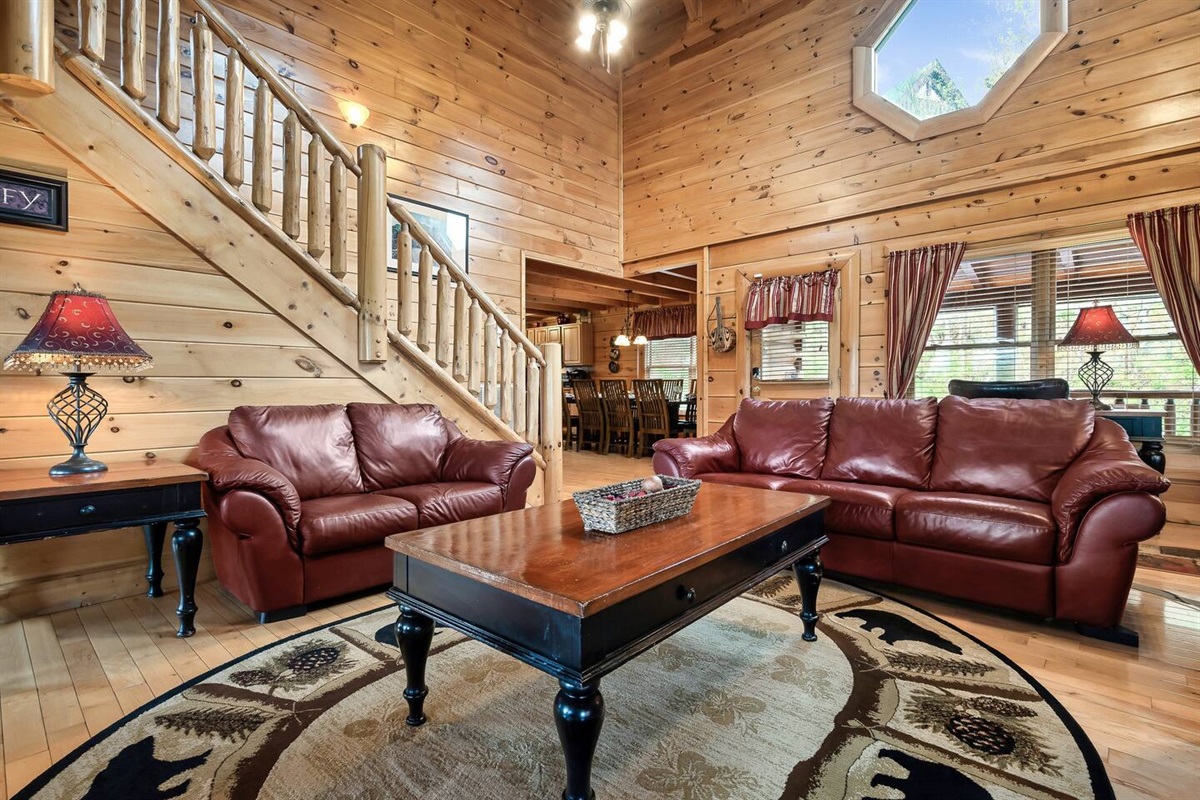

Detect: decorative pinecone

[287,646,341,674]
[229,668,276,687]
[967,696,1036,718]
[947,714,1016,755]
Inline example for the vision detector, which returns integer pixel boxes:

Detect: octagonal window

[853,0,1067,140]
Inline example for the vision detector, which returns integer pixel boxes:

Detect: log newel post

[540,342,564,505]
[356,143,389,363]
[0,0,55,94]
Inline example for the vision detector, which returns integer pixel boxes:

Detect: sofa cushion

[229,404,363,500]
[896,492,1055,565]
[820,398,938,489]
[694,473,800,491]
[732,398,833,479]
[378,482,504,527]
[347,403,451,491]
[298,494,418,556]
[784,479,910,540]
[930,396,1094,503]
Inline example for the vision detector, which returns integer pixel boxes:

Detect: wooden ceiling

[525,259,697,321]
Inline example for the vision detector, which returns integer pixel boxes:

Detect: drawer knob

[79,504,96,516]
[679,586,696,603]
[779,540,790,554]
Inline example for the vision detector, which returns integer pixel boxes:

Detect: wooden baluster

[484,315,498,408]
[356,143,388,363]
[80,0,106,61]
[251,81,273,212]
[513,347,527,437]
[156,0,180,132]
[1139,397,1150,410]
[540,342,564,504]
[468,300,483,395]
[191,14,216,160]
[416,246,434,352]
[120,0,145,100]
[499,331,513,426]
[1164,398,1176,437]
[329,157,347,278]
[435,264,452,367]
[307,136,326,258]
[396,224,413,336]
[453,282,469,381]
[282,111,301,238]
[222,50,244,187]
[527,356,541,446]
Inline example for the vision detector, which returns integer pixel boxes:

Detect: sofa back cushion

[820,398,938,489]
[228,404,364,500]
[347,403,452,491]
[733,398,833,478]
[930,396,1094,502]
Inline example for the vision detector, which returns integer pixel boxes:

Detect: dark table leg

[555,678,604,800]
[1139,441,1166,474]
[171,519,202,637]
[142,521,167,598]
[793,552,823,642]
[396,606,435,726]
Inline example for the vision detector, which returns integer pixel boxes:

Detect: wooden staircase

[7,0,562,499]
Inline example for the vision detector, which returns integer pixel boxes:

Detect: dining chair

[633,379,672,456]
[571,379,605,452]
[662,379,685,402]
[689,378,697,398]
[678,394,698,438]
[562,387,580,451]
[599,379,636,457]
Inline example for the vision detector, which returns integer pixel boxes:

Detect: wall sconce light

[338,100,370,129]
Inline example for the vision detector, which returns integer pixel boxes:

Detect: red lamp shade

[3,289,153,372]
[1058,305,1139,351]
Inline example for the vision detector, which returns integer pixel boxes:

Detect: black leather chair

[948,378,1070,400]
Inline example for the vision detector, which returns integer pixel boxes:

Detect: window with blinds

[912,237,1197,434]
[756,321,831,382]
[644,337,697,383]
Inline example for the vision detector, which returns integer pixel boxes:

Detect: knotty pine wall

[0,119,388,621]
[621,0,1200,432]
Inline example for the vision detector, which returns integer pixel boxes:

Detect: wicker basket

[572,475,702,534]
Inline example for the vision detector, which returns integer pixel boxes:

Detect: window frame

[851,0,1067,141]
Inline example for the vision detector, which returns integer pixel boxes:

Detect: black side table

[1098,409,1167,474]
[0,460,207,636]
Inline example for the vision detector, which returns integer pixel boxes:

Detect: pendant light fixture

[614,289,649,347]
[576,0,631,73]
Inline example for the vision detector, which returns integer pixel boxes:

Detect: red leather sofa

[192,403,536,621]
[653,396,1170,643]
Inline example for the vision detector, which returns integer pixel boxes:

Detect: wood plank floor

[1,449,1197,799]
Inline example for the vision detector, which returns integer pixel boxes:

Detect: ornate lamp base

[46,372,109,477]
[1077,350,1114,411]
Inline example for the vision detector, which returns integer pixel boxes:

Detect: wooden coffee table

[385,482,829,800]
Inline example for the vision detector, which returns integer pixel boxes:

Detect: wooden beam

[682,0,701,23]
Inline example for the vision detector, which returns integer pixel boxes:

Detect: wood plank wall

[621,0,1200,432]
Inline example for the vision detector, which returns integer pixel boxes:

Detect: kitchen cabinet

[526,322,593,366]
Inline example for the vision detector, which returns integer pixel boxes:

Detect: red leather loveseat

[653,397,1170,642]
[193,403,536,621]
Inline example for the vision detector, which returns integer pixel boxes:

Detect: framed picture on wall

[387,195,468,278]
[0,168,68,231]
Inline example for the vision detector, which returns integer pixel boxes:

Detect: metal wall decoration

[0,168,68,231]
[388,195,468,277]
[707,296,736,352]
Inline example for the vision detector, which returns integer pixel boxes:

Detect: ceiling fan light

[608,18,628,45]
[575,32,592,50]
[578,12,597,36]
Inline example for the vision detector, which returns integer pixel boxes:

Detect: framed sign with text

[0,169,68,231]
[387,196,468,278]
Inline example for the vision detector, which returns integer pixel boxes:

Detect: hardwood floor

[1,449,1197,799]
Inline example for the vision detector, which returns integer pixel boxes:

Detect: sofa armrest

[441,436,535,489]
[651,417,739,478]
[191,427,302,542]
[1051,419,1169,562]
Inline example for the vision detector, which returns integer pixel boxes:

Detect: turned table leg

[793,552,824,642]
[555,678,604,800]
[396,606,435,726]
[142,521,167,598]
[171,518,202,637]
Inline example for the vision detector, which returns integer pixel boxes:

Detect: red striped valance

[744,269,839,330]
[632,304,697,341]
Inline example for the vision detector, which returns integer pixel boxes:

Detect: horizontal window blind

[912,237,1197,437]
[644,337,696,383]
[758,321,831,382]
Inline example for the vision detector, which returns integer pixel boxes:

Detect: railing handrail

[193,0,356,172]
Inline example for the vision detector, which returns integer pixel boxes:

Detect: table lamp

[1057,304,1138,410]
[3,289,153,476]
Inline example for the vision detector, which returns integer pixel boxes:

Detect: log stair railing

[53,0,562,498]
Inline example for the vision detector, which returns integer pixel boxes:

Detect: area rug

[16,577,1113,800]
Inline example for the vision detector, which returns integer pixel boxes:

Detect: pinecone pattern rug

[16,577,1113,800]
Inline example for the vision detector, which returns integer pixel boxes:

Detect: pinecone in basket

[946,713,1016,756]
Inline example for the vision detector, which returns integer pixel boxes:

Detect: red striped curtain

[744,269,839,330]
[1127,204,1200,373]
[632,304,697,341]
[885,242,966,398]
